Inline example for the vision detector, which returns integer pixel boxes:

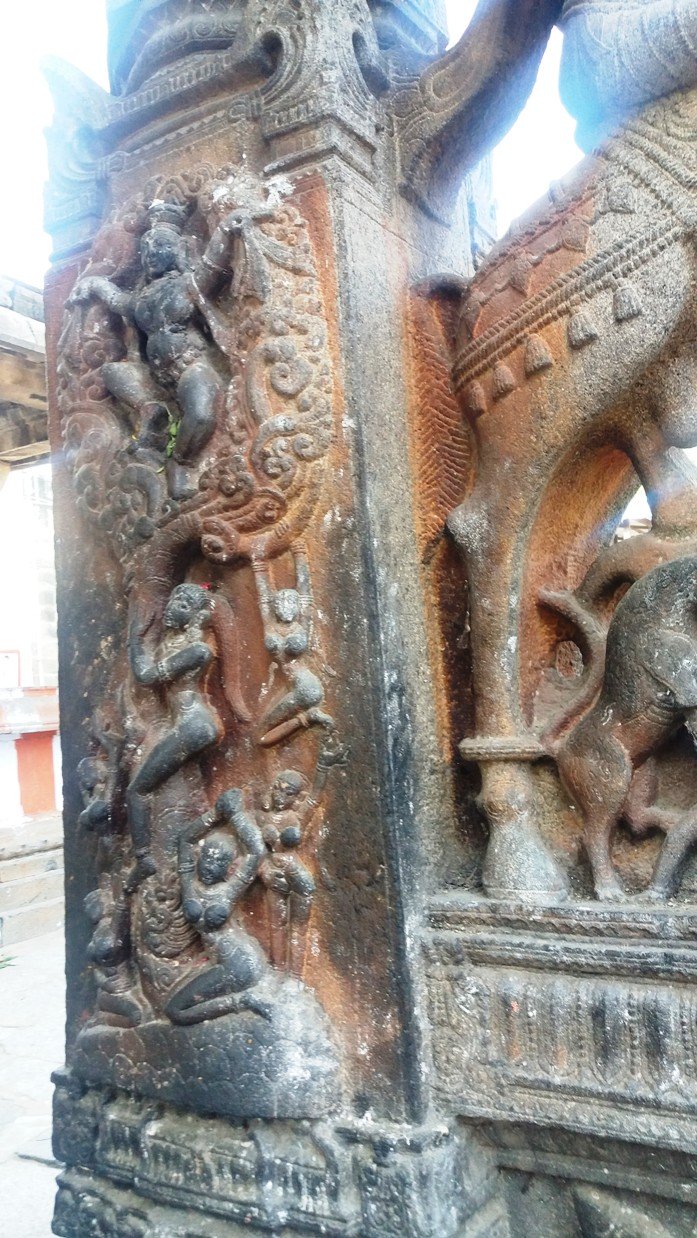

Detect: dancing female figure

[67,198,271,497]
[125,583,249,892]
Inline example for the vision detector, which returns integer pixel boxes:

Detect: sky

[0,0,582,288]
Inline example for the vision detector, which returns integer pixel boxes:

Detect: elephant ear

[640,630,697,706]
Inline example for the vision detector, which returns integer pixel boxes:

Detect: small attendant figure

[84,879,149,1027]
[253,542,334,747]
[255,741,347,976]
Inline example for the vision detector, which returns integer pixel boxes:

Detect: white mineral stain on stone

[267,175,294,205]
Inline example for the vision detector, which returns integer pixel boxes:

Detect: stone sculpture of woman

[66,196,271,497]
[125,583,250,892]
[252,543,334,747]
[165,789,268,1024]
[84,878,149,1027]
[254,741,346,976]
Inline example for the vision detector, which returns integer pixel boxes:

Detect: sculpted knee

[296,679,323,709]
[185,716,220,750]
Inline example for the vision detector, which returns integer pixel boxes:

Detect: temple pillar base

[52,1072,490,1238]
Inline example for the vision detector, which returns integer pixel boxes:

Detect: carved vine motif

[59,168,345,1059]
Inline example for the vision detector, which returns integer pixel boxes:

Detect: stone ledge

[425,893,697,1154]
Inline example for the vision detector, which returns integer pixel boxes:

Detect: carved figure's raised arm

[67,274,134,319]
[252,559,275,628]
[178,808,215,909]
[293,543,311,603]
[291,542,313,636]
[128,614,159,686]
[391,0,563,221]
[215,789,265,860]
[192,216,238,299]
[304,741,348,820]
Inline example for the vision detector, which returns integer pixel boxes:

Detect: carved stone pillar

[44,2,499,1234]
[411,3,697,1235]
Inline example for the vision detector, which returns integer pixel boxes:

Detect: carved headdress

[147,200,189,233]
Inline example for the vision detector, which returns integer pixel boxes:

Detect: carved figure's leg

[646,813,697,900]
[167,361,221,498]
[165,945,268,1024]
[583,817,626,901]
[97,989,146,1027]
[623,761,680,837]
[266,889,290,969]
[165,964,232,1023]
[175,362,220,459]
[102,361,169,441]
[125,711,221,890]
[261,668,324,731]
[259,668,333,746]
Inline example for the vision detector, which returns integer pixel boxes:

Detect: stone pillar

[44,2,529,1233]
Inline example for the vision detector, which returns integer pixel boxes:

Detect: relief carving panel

[56,164,347,1119]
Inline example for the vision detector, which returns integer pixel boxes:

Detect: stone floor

[0,929,65,1236]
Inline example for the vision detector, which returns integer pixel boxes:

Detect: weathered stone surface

[72,973,339,1119]
[45,1,697,1234]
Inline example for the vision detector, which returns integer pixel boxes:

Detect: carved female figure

[84,879,148,1027]
[252,544,333,747]
[126,583,249,892]
[77,755,113,837]
[165,789,267,1024]
[255,742,345,975]
[67,198,268,497]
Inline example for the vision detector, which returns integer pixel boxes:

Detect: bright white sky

[0,0,581,288]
